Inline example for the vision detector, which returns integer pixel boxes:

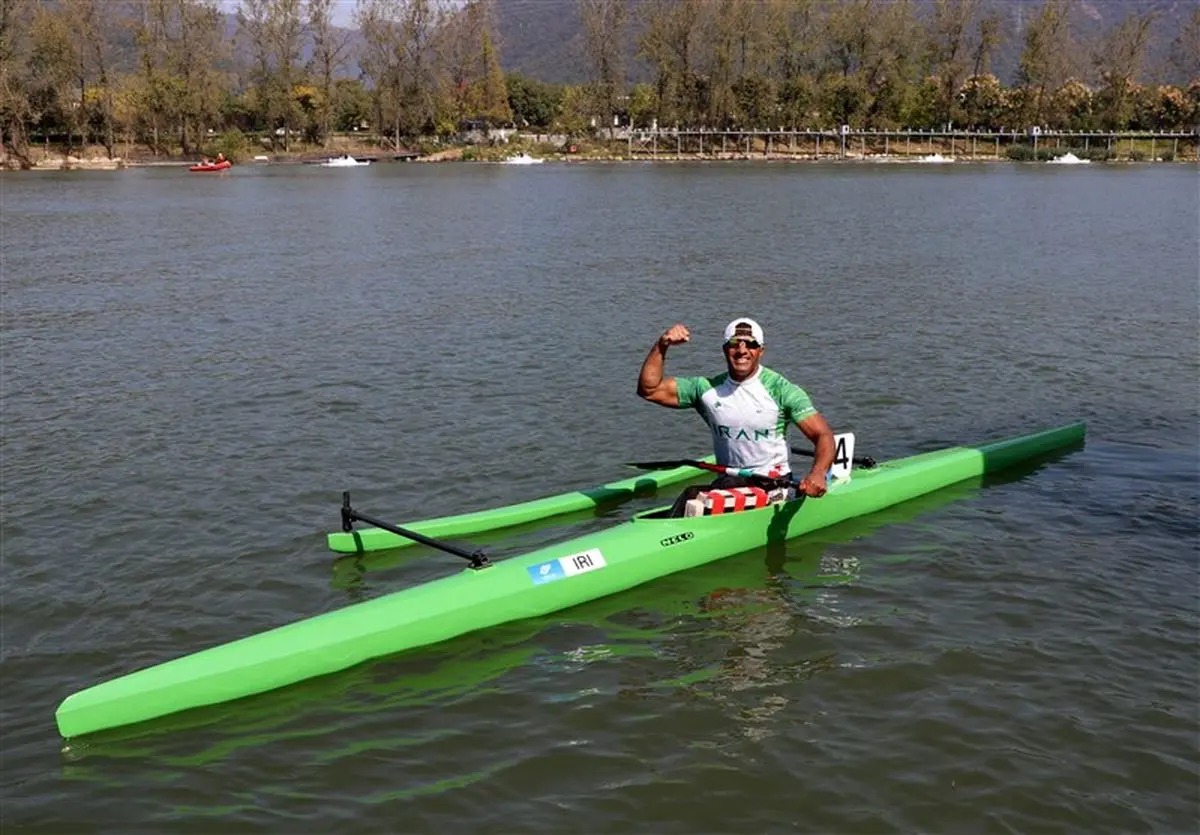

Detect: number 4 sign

[830,432,855,481]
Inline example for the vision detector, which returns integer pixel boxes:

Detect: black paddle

[790,446,878,469]
[623,459,795,489]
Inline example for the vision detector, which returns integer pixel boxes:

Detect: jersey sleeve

[785,385,817,421]
[674,376,703,409]
[762,368,817,421]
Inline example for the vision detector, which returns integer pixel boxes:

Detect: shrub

[1004,144,1060,162]
[206,129,249,162]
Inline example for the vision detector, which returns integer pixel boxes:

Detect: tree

[579,0,627,135]
[1016,0,1077,126]
[506,73,561,128]
[637,0,704,126]
[820,0,923,128]
[1092,10,1155,130]
[1052,78,1093,129]
[27,5,82,149]
[958,73,1007,129]
[134,0,226,155]
[964,13,1002,125]
[238,0,305,149]
[55,0,120,157]
[625,80,656,128]
[439,0,509,128]
[766,0,821,85]
[332,78,371,131]
[358,0,439,144]
[307,0,351,146]
[926,0,979,127]
[0,0,36,163]
[474,2,510,125]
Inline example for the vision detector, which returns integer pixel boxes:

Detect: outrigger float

[55,422,1085,738]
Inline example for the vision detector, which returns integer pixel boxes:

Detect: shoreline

[5,147,1195,171]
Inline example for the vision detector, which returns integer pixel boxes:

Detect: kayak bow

[55,422,1084,738]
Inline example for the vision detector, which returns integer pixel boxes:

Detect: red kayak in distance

[189,159,232,172]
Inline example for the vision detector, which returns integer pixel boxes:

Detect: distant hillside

[492,0,1195,87]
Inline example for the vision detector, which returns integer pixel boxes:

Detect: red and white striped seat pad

[702,486,769,514]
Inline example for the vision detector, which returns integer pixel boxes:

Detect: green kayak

[326,458,715,554]
[55,422,1085,738]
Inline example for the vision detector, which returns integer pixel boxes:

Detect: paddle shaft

[625,459,795,489]
[791,446,877,469]
[341,492,491,568]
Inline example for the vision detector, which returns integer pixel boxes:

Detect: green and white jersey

[675,366,816,477]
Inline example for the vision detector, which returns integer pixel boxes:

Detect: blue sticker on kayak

[528,560,567,585]
[527,548,607,585]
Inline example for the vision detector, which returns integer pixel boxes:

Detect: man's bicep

[645,376,682,407]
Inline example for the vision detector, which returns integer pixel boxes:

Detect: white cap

[722,318,764,344]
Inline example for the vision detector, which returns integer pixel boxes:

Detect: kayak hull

[326,458,715,553]
[189,161,231,172]
[55,422,1085,738]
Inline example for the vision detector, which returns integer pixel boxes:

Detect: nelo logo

[660,531,694,547]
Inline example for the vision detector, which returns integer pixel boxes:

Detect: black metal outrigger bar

[340,491,492,569]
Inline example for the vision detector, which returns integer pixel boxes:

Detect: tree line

[1,0,1197,164]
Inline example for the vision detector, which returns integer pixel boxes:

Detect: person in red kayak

[637,318,835,514]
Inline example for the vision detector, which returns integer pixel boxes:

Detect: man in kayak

[637,318,835,514]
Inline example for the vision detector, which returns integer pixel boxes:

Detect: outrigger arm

[340,492,492,569]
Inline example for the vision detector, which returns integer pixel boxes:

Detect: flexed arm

[637,323,690,407]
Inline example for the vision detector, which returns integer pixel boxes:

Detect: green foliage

[333,79,371,132]
[626,83,657,129]
[1005,144,1061,162]
[1054,80,1095,130]
[820,74,868,128]
[777,76,817,129]
[959,74,1009,130]
[732,74,776,129]
[506,74,562,128]
[209,129,249,161]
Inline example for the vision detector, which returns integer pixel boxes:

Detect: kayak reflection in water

[637,318,836,515]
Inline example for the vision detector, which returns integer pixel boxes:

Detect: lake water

[1,160,1197,832]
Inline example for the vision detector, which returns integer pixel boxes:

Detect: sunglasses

[724,339,761,350]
